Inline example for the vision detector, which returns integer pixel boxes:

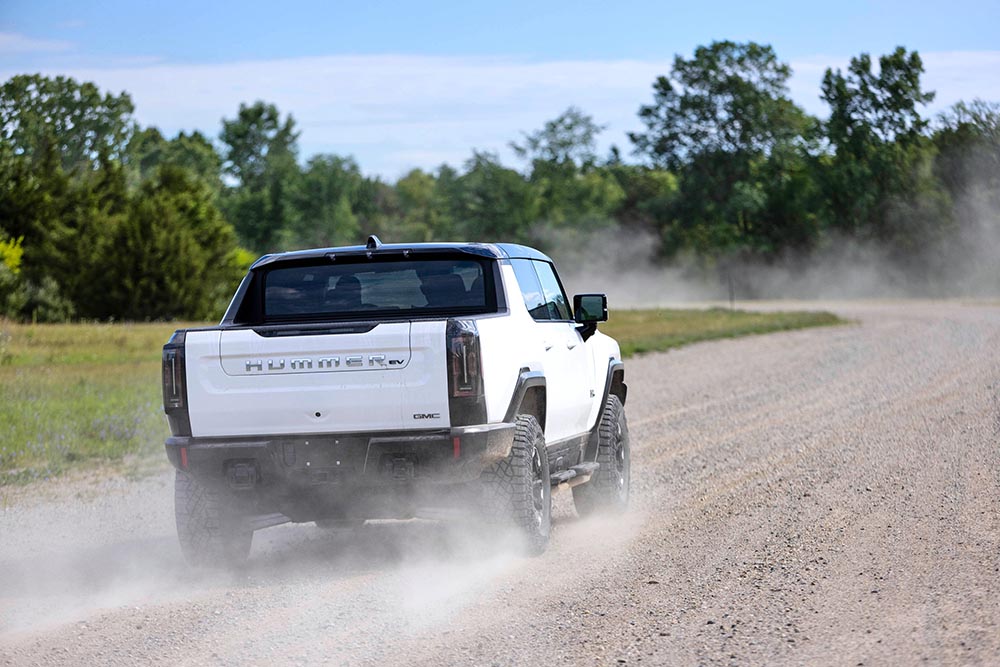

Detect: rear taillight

[162,330,191,436]
[447,320,486,425]
[448,319,482,398]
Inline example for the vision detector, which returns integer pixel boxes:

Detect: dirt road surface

[2,301,999,665]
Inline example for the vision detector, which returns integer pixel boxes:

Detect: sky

[2,0,999,180]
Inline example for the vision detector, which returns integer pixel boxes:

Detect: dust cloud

[0,469,636,660]
[554,189,1000,307]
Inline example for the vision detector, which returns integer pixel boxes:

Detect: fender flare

[503,368,547,427]
[584,358,627,461]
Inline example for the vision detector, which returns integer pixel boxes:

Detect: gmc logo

[412,413,441,420]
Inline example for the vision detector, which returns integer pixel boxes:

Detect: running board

[247,512,291,531]
[550,462,599,488]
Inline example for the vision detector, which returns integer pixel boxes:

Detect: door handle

[543,341,553,351]
[566,340,577,350]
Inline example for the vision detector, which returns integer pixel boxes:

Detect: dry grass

[0,321,191,484]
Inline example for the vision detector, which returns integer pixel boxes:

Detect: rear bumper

[165,423,515,488]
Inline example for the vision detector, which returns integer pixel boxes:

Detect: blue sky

[2,1,999,178]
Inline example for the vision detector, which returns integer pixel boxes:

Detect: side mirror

[574,293,608,324]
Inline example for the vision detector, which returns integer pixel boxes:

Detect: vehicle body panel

[187,321,449,437]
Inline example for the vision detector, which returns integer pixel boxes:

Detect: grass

[0,307,843,485]
[0,321,190,485]
[601,307,845,358]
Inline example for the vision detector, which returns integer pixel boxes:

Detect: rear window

[260,258,494,321]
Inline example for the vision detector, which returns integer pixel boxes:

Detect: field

[601,307,844,357]
[0,322,187,485]
[0,307,842,484]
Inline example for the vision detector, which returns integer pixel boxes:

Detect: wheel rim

[531,446,545,526]
[612,418,628,496]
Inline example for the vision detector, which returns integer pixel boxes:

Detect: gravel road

[2,301,999,666]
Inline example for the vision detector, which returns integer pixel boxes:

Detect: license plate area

[279,436,367,485]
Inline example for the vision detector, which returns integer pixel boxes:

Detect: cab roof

[249,241,553,270]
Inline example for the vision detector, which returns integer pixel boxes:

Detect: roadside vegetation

[0,321,182,485]
[0,310,841,485]
[602,308,844,357]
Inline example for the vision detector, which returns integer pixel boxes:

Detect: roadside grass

[0,321,189,486]
[603,307,845,358]
[0,307,843,485]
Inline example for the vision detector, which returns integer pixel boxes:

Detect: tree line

[1,41,998,321]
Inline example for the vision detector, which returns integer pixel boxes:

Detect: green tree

[629,41,814,257]
[284,154,364,248]
[930,100,1000,288]
[511,108,623,229]
[605,164,678,231]
[219,101,301,251]
[127,127,223,192]
[511,106,604,168]
[932,100,1000,196]
[455,151,539,244]
[0,142,120,320]
[820,46,943,247]
[394,168,457,242]
[101,165,241,320]
[0,74,135,173]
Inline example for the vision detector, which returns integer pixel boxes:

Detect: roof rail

[366,235,383,250]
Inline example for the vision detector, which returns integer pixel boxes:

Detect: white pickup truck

[162,237,630,564]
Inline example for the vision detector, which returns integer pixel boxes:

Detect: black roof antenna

[366,235,383,250]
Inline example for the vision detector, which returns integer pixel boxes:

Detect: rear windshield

[260,258,495,321]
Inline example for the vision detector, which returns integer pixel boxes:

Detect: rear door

[530,261,595,437]
[509,259,594,442]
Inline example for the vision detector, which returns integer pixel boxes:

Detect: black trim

[252,322,379,337]
[490,259,507,311]
[251,242,506,269]
[576,322,598,342]
[166,428,450,447]
[165,422,516,489]
[221,272,253,325]
[545,433,589,473]
[503,370,546,423]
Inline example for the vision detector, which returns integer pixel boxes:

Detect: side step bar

[550,462,599,488]
[247,512,291,531]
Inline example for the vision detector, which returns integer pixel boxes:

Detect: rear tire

[480,414,551,555]
[174,470,253,567]
[573,394,630,517]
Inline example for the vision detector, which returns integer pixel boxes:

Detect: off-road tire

[480,414,551,555]
[573,394,630,517]
[174,470,253,566]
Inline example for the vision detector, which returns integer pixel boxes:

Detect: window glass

[511,259,549,321]
[532,261,572,320]
[263,259,489,319]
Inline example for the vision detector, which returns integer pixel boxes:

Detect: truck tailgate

[185,321,450,437]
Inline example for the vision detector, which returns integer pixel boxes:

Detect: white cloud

[0,32,73,54]
[2,54,674,177]
[3,50,998,178]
